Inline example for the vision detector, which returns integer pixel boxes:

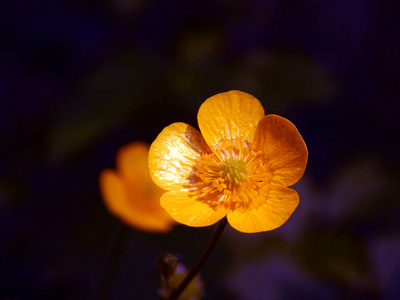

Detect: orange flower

[148,91,308,233]
[99,142,176,232]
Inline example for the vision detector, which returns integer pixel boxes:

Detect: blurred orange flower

[148,91,308,233]
[99,142,176,232]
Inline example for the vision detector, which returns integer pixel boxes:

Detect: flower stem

[97,222,130,300]
[168,217,228,300]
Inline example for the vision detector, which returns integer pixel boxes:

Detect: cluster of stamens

[191,138,271,208]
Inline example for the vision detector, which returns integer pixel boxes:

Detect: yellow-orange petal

[197,90,265,151]
[148,122,211,190]
[116,142,151,182]
[160,189,229,227]
[253,114,308,186]
[99,169,174,233]
[227,186,299,233]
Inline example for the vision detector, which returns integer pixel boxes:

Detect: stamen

[191,138,271,209]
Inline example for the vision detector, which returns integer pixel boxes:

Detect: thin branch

[168,217,228,300]
[97,222,130,300]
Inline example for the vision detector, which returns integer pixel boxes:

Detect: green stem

[97,222,130,300]
[168,217,228,300]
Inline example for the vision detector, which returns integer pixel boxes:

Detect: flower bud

[157,253,179,278]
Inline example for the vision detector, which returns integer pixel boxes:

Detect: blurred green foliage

[48,52,163,160]
[48,40,336,161]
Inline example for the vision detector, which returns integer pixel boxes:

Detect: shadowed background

[1,0,399,299]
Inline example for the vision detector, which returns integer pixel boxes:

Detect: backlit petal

[160,189,229,227]
[149,122,211,190]
[253,115,308,186]
[198,90,265,150]
[116,142,150,182]
[99,169,174,232]
[227,186,299,233]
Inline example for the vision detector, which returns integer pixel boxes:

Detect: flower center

[190,138,272,209]
[220,158,247,186]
